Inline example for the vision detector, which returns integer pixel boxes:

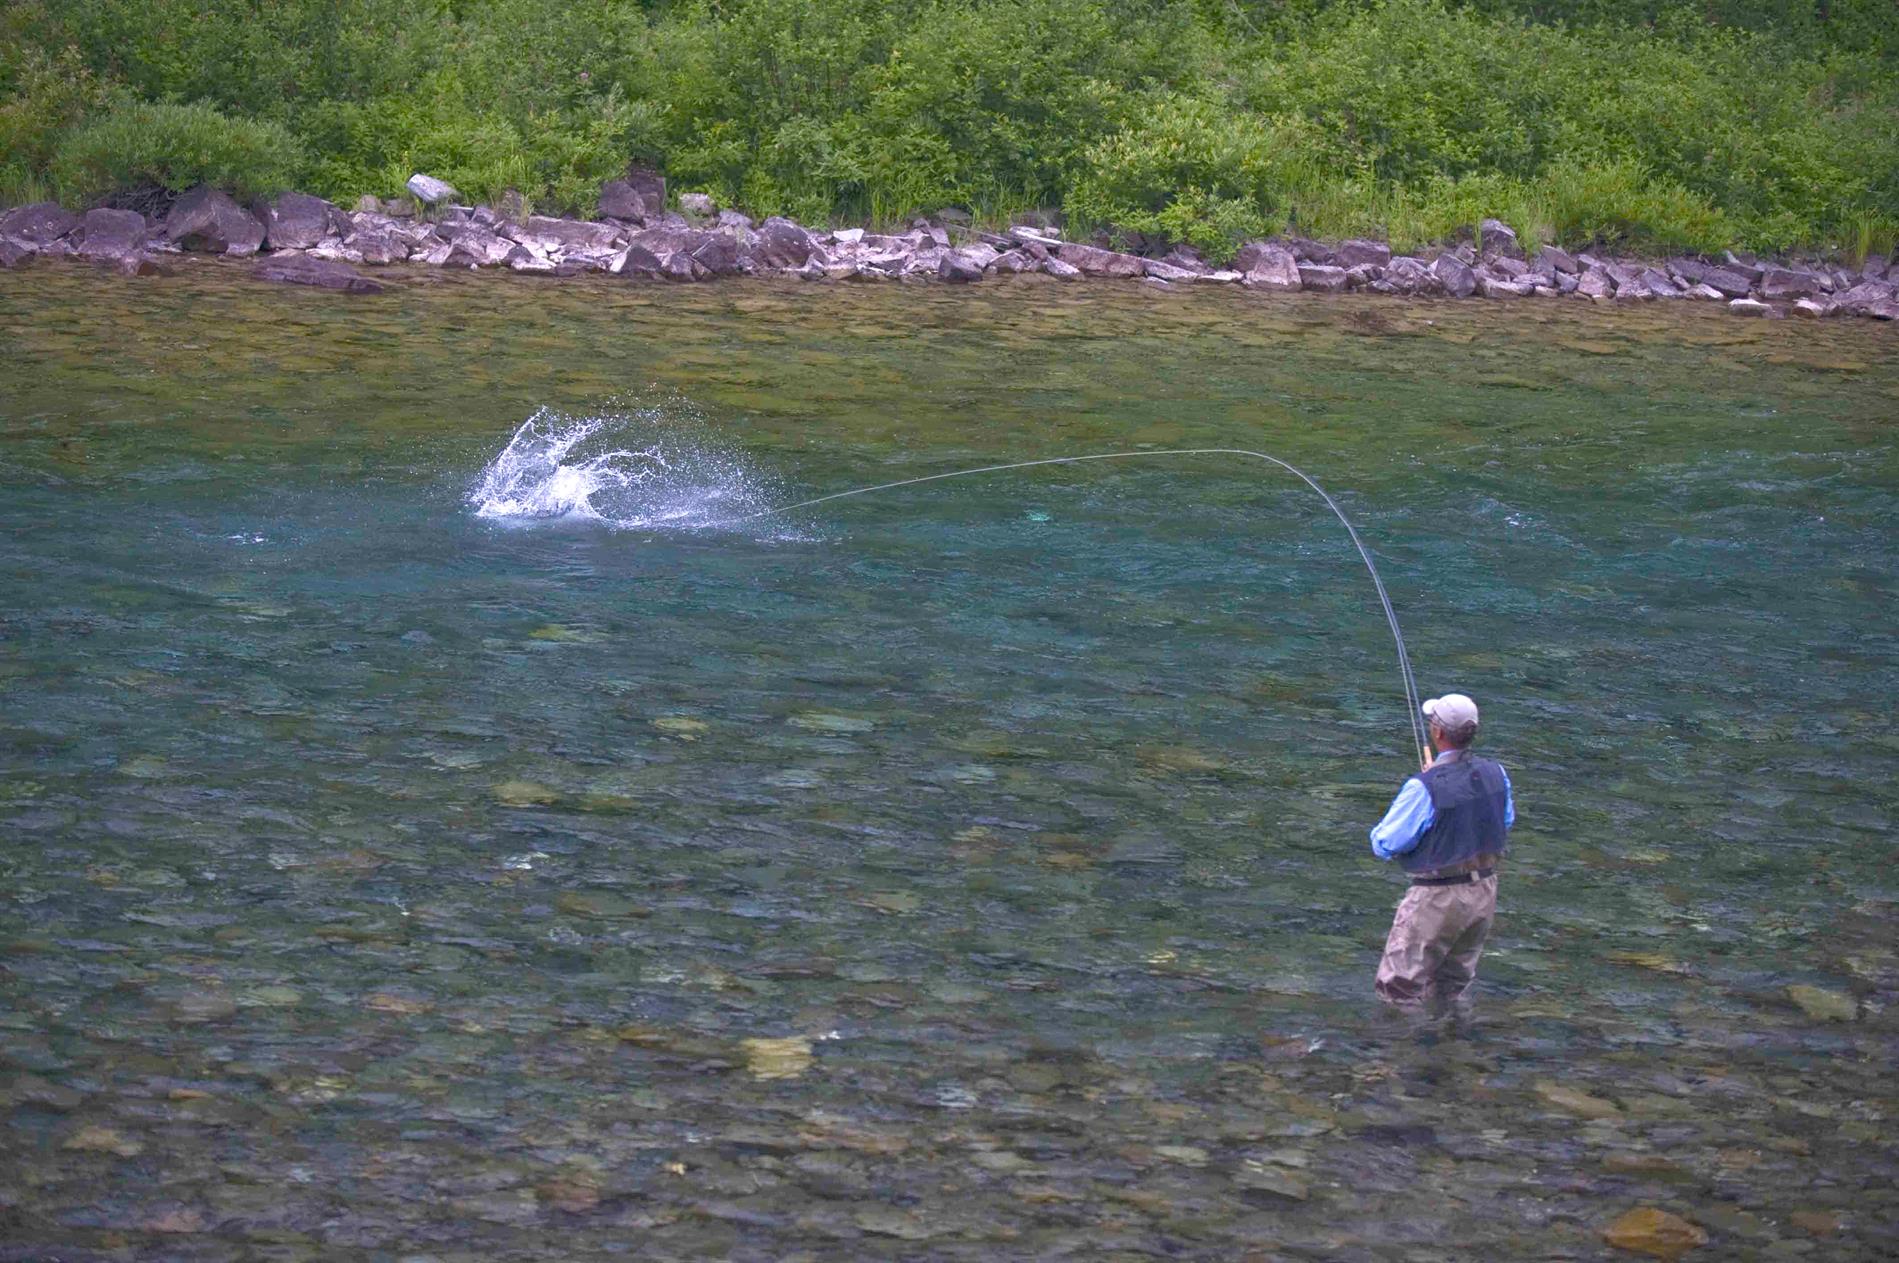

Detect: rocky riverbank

[4,173,1896,322]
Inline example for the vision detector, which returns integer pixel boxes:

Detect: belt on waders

[1411,867,1496,887]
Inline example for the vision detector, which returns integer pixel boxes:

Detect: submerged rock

[1602,1207,1707,1259]
[1535,1080,1622,1119]
[253,253,386,293]
[1787,983,1856,1021]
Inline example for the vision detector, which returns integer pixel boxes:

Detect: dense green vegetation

[2,1,1894,260]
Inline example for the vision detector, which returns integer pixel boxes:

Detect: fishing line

[739,449,1427,765]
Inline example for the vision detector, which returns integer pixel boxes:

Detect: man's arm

[1369,778,1435,860]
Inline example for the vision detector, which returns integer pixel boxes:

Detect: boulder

[1728,297,1774,316]
[1158,246,1209,273]
[406,173,459,206]
[1691,266,1752,298]
[678,192,717,216]
[1575,267,1614,299]
[795,256,829,281]
[0,201,80,245]
[1685,283,1725,301]
[1383,256,1433,294]
[0,238,33,268]
[443,228,512,268]
[1477,217,1519,256]
[1601,1207,1707,1261]
[660,251,698,282]
[348,227,409,264]
[1042,257,1082,280]
[937,249,985,283]
[76,208,148,262]
[507,247,558,275]
[1490,256,1530,279]
[688,232,740,276]
[1239,243,1301,290]
[1431,253,1476,298]
[1538,245,1580,274]
[515,215,621,253]
[1831,281,1896,316]
[1637,268,1683,298]
[753,216,815,268]
[1144,258,1200,282]
[164,186,265,255]
[600,169,664,223]
[1335,238,1391,270]
[253,253,386,294]
[992,250,1038,274]
[611,243,666,278]
[1759,267,1819,299]
[1791,296,1832,318]
[1056,242,1145,278]
[263,193,349,251]
[1295,263,1349,293]
[1720,251,1764,283]
[1477,274,1534,298]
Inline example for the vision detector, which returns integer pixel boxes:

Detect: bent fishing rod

[738,449,1427,766]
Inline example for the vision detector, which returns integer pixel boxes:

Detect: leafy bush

[50,100,303,203]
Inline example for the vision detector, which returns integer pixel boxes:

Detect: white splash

[467,407,779,531]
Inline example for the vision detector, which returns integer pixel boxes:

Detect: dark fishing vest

[1401,750,1511,875]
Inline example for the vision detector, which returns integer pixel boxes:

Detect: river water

[1,263,1895,1260]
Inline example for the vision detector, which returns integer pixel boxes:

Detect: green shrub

[50,100,303,202]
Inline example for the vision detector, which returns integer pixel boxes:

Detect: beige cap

[1423,693,1480,730]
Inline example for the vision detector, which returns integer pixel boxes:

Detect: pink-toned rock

[1055,242,1145,278]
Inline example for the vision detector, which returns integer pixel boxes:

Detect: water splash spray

[738,450,1428,765]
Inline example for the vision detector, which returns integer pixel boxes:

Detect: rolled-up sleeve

[1370,778,1435,860]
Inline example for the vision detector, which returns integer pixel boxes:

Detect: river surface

[1,262,1895,1260]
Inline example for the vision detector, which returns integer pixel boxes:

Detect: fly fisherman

[1368,694,1514,1011]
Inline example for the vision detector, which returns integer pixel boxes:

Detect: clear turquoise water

[2,262,1896,1258]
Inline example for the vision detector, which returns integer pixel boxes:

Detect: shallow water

[1,261,1895,1260]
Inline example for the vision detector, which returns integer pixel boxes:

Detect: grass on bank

[2,0,1895,263]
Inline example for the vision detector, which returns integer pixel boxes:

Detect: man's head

[1423,693,1480,750]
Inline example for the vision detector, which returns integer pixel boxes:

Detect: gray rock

[0,201,80,245]
[1055,242,1145,278]
[1575,267,1614,299]
[1477,217,1519,256]
[1009,226,1062,250]
[1868,298,1899,320]
[263,192,349,250]
[1295,263,1349,292]
[716,209,754,232]
[164,186,265,255]
[1637,268,1683,298]
[1830,281,1896,315]
[678,192,717,216]
[1240,243,1301,290]
[660,251,698,281]
[938,249,985,283]
[753,216,814,268]
[1144,258,1200,282]
[406,173,459,206]
[1431,253,1476,298]
[1041,257,1082,280]
[1382,256,1433,294]
[991,250,1037,274]
[1478,274,1534,298]
[1335,239,1392,269]
[795,256,829,281]
[1728,297,1774,316]
[1553,271,1579,294]
[1158,246,1210,273]
[600,169,665,223]
[1685,283,1725,301]
[348,227,408,265]
[611,243,665,278]
[1791,296,1833,317]
[76,207,148,262]
[1760,267,1822,299]
[253,253,385,294]
[506,247,558,275]
[516,215,621,252]
[1538,245,1580,274]
[0,237,33,268]
[443,228,512,268]
[1490,256,1530,278]
[1720,251,1764,283]
[1694,267,1753,298]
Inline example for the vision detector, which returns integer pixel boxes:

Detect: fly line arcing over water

[737,449,1429,767]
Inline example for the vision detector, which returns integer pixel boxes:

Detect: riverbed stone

[1381,256,1432,293]
[76,207,148,264]
[753,216,815,269]
[1729,297,1774,316]
[262,192,349,251]
[1042,257,1082,279]
[1056,242,1145,278]
[1431,253,1476,297]
[1685,283,1725,301]
[1791,296,1832,317]
[1539,244,1580,274]
[1787,983,1856,1020]
[164,186,266,255]
[1,201,80,245]
[253,253,386,294]
[443,228,512,268]
[600,168,664,223]
[1478,273,1534,298]
[406,173,459,206]
[514,215,621,253]
[1576,267,1614,299]
[1296,263,1349,292]
[938,249,985,283]
[1829,281,1895,316]
[1335,238,1392,269]
[348,225,409,264]
[1602,1207,1707,1259]
[1760,267,1822,300]
[0,238,31,268]
[1638,268,1683,297]
[1239,243,1301,290]
[1144,258,1200,282]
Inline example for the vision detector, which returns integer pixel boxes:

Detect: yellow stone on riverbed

[652,716,708,739]
[740,1035,813,1080]
[1602,1207,1708,1259]
[1787,984,1856,1022]
[1534,1080,1622,1120]
[63,1125,144,1157]
[491,779,557,807]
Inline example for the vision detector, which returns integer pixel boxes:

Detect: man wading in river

[1368,693,1515,1011]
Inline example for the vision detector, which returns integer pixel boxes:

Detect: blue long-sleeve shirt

[1370,765,1514,860]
